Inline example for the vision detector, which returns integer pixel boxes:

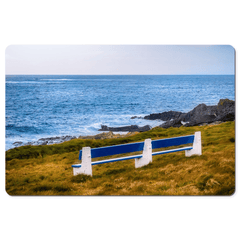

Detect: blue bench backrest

[79,135,195,160]
[152,135,194,149]
[79,141,144,160]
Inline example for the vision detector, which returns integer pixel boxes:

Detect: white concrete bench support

[135,139,152,168]
[73,147,92,176]
[185,131,202,157]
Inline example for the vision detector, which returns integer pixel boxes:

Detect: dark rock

[215,112,235,122]
[138,125,152,132]
[184,115,217,127]
[217,99,235,115]
[144,111,183,121]
[215,99,235,121]
[39,136,61,141]
[98,124,151,132]
[179,99,234,123]
[131,116,141,119]
[159,113,217,128]
[13,141,23,147]
[156,99,235,129]
[100,125,109,131]
[178,104,217,122]
[159,119,183,128]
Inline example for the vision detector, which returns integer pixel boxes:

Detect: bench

[72,131,202,176]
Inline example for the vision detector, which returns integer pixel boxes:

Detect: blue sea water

[5,75,235,150]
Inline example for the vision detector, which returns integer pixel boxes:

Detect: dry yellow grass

[6,121,235,196]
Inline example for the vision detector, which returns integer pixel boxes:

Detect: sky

[5,45,235,75]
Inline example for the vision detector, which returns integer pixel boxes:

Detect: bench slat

[152,135,194,149]
[73,153,143,168]
[152,146,193,156]
[79,141,144,160]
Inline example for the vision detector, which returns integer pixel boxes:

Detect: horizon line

[5,73,235,76]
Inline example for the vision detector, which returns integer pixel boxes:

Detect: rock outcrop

[158,119,183,129]
[98,124,151,132]
[144,111,182,121]
[142,99,235,129]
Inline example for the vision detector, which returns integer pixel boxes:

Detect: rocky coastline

[100,99,235,130]
[11,131,135,148]
[11,99,235,149]
[143,98,235,128]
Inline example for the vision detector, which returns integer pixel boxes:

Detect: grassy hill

[5,121,235,196]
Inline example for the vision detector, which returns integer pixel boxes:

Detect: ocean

[5,75,235,150]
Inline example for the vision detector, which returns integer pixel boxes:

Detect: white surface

[1,1,239,240]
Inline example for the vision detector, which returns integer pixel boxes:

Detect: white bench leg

[185,131,202,157]
[73,147,92,176]
[135,139,152,168]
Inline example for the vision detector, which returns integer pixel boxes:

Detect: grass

[5,121,235,196]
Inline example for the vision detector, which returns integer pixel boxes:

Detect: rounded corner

[5,187,13,197]
[5,45,14,55]
[229,187,236,197]
[227,44,236,54]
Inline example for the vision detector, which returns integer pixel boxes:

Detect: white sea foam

[112,132,128,135]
